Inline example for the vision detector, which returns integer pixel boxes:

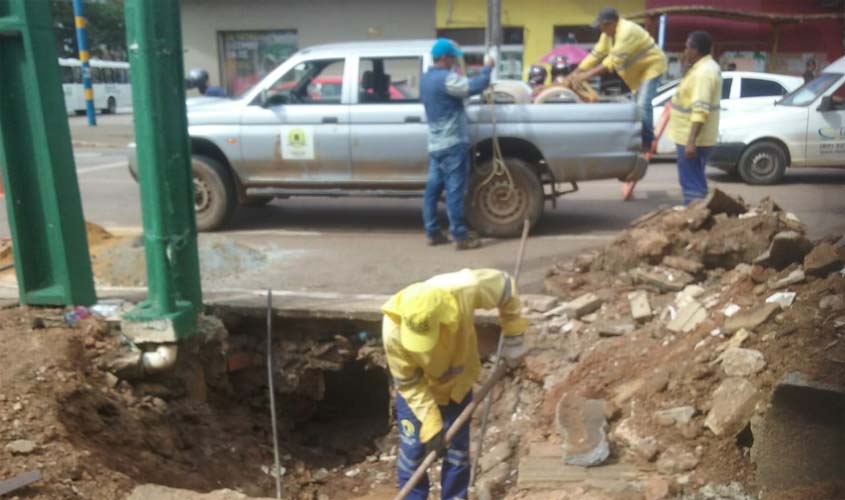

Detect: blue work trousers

[676,144,712,205]
[423,143,471,242]
[395,392,472,500]
[637,76,660,147]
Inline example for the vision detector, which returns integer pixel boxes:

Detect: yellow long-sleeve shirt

[381,268,528,442]
[668,55,722,147]
[577,18,667,91]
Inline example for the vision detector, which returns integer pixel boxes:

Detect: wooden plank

[0,470,42,496]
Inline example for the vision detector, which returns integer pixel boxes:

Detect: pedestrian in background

[803,59,817,83]
[667,31,721,204]
[382,268,527,500]
[571,7,667,151]
[420,39,494,250]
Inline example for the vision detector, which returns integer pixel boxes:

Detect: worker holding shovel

[381,268,528,500]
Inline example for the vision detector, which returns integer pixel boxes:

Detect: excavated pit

[57,312,400,499]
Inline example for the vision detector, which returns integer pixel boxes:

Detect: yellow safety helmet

[396,282,457,353]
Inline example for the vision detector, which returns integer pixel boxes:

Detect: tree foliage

[52,0,126,59]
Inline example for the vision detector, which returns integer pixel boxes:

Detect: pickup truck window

[266,58,345,104]
[780,73,841,107]
[357,57,422,103]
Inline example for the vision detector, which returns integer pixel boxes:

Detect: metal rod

[394,363,508,500]
[470,218,529,487]
[266,289,282,499]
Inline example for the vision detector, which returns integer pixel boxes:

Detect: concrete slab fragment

[628,290,653,321]
[516,457,641,491]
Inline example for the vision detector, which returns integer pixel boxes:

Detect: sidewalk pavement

[68,112,135,148]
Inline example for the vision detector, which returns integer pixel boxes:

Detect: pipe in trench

[141,344,179,373]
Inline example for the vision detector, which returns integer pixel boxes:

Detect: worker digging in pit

[420,39,495,250]
[381,268,528,500]
[570,7,667,152]
[668,31,721,205]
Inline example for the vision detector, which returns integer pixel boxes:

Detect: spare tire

[466,157,544,237]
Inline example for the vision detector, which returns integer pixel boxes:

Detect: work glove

[501,333,526,369]
[424,428,447,458]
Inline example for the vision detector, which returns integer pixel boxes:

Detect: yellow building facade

[435,0,646,78]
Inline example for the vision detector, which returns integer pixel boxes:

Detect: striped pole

[72,0,96,126]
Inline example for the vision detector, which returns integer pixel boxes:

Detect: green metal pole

[0,0,96,306]
[121,0,202,342]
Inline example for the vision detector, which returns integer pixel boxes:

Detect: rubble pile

[501,190,845,499]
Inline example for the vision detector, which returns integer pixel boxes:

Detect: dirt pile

[522,190,845,499]
[0,308,398,499]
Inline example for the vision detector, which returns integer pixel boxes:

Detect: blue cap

[431,38,463,60]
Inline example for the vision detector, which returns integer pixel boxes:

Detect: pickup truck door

[805,78,845,166]
[349,56,428,182]
[238,58,351,184]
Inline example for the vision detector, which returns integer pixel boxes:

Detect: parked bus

[59,58,132,115]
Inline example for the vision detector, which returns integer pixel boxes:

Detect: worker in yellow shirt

[381,268,528,500]
[570,7,667,150]
[667,31,721,204]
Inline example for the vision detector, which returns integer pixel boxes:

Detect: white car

[710,57,845,184]
[652,71,803,156]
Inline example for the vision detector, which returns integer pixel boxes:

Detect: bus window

[73,67,82,84]
[61,66,75,84]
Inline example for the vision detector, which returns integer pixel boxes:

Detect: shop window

[553,25,598,46]
[358,57,421,103]
[218,30,298,97]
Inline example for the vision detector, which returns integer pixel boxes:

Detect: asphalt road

[1,142,843,295]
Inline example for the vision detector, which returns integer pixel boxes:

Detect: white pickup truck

[710,57,845,184]
[130,40,648,236]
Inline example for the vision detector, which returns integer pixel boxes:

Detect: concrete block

[563,293,603,319]
[628,290,653,321]
[667,300,707,334]
[705,377,759,436]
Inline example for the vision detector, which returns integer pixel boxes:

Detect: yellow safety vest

[578,18,667,91]
[668,55,722,147]
[381,268,528,442]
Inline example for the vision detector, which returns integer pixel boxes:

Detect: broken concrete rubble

[562,293,603,319]
[656,444,700,474]
[704,189,747,216]
[628,290,653,321]
[705,377,760,436]
[753,231,812,269]
[555,394,610,467]
[723,302,780,333]
[631,266,695,293]
[804,242,844,276]
[667,300,707,334]
[768,268,805,289]
[654,406,696,427]
[663,255,704,275]
[720,348,766,377]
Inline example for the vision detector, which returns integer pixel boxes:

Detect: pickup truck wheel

[467,158,544,237]
[192,155,236,231]
[737,141,786,185]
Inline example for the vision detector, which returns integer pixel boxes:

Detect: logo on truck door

[818,127,845,140]
[280,126,315,160]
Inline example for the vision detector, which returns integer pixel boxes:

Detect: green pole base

[121,299,197,343]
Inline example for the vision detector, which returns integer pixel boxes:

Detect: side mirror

[260,91,288,108]
[817,96,833,112]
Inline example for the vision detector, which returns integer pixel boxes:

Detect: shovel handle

[393,363,508,500]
